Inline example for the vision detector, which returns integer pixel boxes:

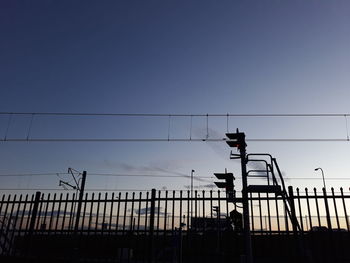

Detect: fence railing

[1,187,350,255]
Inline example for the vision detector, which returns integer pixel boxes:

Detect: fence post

[149,189,156,263]
[25,191,41,257]
[28,191,41,235]
[323,188,332,230]
[288,186,298,235]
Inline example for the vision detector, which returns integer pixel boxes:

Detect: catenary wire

[0,138,348,142]
[1,112,350,117]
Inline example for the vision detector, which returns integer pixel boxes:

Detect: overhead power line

[1,112,350,117]
[0,138,348,142]
[1,172,350,181]
[2,111,350,143]
[0,172,213,178]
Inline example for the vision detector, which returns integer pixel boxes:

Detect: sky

[1,0,350,194]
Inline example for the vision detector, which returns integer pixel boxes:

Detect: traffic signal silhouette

[214,172,235,202]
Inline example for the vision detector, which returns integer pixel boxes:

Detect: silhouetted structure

[0,187,350,262]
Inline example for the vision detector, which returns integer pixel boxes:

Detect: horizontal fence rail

[1,187,350,259]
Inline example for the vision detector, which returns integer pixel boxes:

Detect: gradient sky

[1,0,350,193]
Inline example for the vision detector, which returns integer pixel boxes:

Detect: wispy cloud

[115,161,209,182]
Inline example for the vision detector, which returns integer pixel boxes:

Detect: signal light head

[226,132,246,149]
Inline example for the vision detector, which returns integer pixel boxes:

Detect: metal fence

[1,187,350,259]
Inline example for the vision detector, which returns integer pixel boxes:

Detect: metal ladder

[245,153,301,232]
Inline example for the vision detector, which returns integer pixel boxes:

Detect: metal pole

[321,169,326,190]
[315,168,326,190]
[74,171,87,232]
[191,170,194,221]
[240,137,253,263]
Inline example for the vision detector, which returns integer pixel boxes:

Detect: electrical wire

[2,111,350,143]
[1,112,350,117]
[0,172,213,178]
[0,138,348,142]
[1,173,350,181]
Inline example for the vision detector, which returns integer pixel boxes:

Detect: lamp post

[315,167,326,190]
[315,167,331,230]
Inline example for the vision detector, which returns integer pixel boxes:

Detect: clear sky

[1,0,350,193]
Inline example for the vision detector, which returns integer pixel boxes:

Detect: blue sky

[1,0,350,193]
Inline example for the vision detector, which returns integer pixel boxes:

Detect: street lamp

[315,167,326,190]
[315,167,332,229]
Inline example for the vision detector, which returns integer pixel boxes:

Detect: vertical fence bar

[202,190,205,233]
[130,192,135,232]
[102,193,108,234]
[340,187,349,231]
[226,191,229,217]
[74,171,86,233]
[116,192,121,234]
[171,191,175,233]
[25,194,35,234]
[164,191,168,235]
[95,193,101,233]
[0,194,8,246]
[284,198,289,234]
[122,192,128,234]
[81,193,88,234]
[210,190,213,220]
[137,192,142,234]
[187,191,190,229]
[145,192,149,233]
[109,192,114,234]
[48,193,56,233]
[250,192,254,233]
[313,188,321,227]
[55,193,63,234]
[0,195,5,228]
[218,190,221,221]
[331,188,340,230]
[61,193,69,233]
[35,193,44,230]
[156,191,161,235]
[149,189,156,263]
[9,195,21,255]
[288,186,298,235]
[179,191,183,229]
[296,188,304,232]
[19,194,29,235]
[28,192,41,235]
[305,188,312,230]
[69,193,75,231]
[274,193,280,233]
[5,194,16,255]
[258,193,263,233]
[323,188,332,230]
[88,193,94,235]
[41,194,50,232]
[194,190,198,232]
[25,192,41,256]
[266,193,272,233]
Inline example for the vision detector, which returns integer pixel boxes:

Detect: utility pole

[226,131,253,263]
[239,135,253,263]
[74,171,87,232]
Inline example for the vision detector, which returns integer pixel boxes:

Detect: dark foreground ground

[1,231,349,263]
